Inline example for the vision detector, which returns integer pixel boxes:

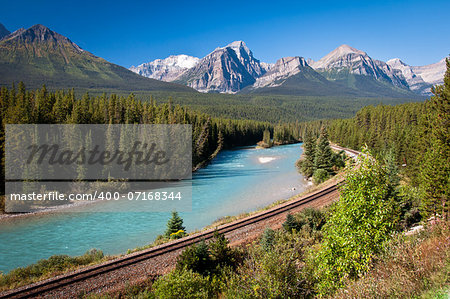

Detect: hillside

[0,24,195,93]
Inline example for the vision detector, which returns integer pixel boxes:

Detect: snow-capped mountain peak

[387,58,407,67]
[129,54,199,82]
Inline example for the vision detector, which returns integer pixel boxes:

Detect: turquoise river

[0,143,307,273]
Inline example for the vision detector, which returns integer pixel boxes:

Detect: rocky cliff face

[129,41,444,97]
[176,41,265,93]
[129,55,199,82]
[387,58,446,95]
[311,44,408,88]
[252,56,309,88]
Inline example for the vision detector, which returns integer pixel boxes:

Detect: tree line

[0,83,288,194]
[326,59,449,220]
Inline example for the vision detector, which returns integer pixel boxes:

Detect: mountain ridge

[0,23,442,97]
[174,41,265,93]
[0,24,195,93]
[132,42,441,97]
[386,58,446,95]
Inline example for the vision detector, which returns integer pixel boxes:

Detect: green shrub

[152,269,213,299]
[282,213,298,233]
[297,207,327,232]
[315,148,399,296]
[331,150,346,170]
[282,208,327,234]
[224,231,316,298]
[312,168,329,184]
[260,228,276,252]
[333,223,450,298]
[397,185,423,230]
[176,233,239,276]
[176,241,212,276]
[208,231,237,269]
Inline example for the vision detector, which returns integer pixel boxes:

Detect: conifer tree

[299,130,316,178]
[420,58,450,219]
[314,128,333,175]
[262,129,271,147]
[165,211,186,237]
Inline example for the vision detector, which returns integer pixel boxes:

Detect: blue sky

[1,0,449,67]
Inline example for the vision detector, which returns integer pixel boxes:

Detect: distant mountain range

[0,24,194,93]
[131,42,446,97]
[0,22,445,98]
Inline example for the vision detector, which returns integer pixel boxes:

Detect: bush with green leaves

[176,232,239,276]
[282,213,299,233]
[224,230,316,298]
[331,150,346,170]
[260,228,276,252]
[208,231,237,269]
[283,208,327,234]
[176,240,212,276]
[152,269,214,299]
[312,168,329,184]
[314,148,399,296]
[397,185,423,230]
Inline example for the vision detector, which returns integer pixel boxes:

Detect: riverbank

[0,174,341,294]
[0,143,308,273]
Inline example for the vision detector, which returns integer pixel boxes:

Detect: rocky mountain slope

[387,58,446,95]
[0,24,194,92]
[242,56,360,96]
[309,45,416,97]
[132,42,441,97]
[174,41,265,93]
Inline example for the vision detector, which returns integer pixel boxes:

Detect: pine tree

[262,129,272,147]
[282,213,299,232]
[420,58,450,219]
[314,128,333,175]
[165,211,186,237]
[299,130,316,178]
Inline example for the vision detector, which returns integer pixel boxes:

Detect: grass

[0,249,109,292]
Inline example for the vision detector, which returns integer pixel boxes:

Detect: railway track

[330,144,361,157]
[1,183,340,298]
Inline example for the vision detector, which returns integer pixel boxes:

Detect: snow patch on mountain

[129,55,199,82]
